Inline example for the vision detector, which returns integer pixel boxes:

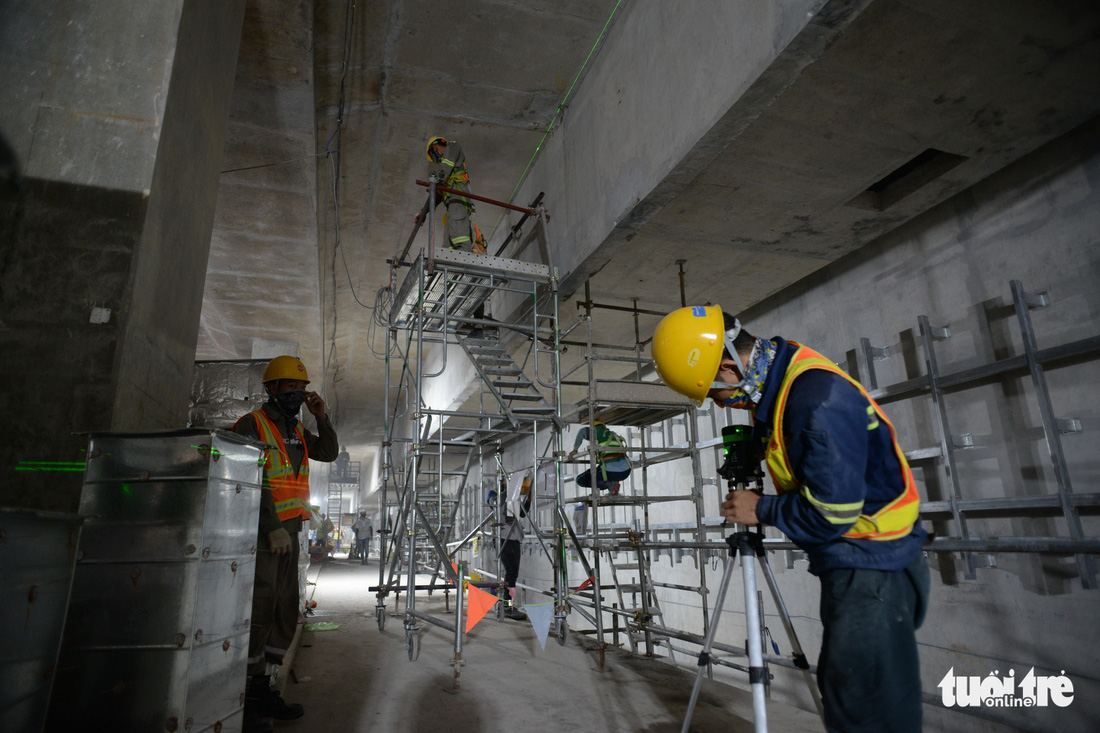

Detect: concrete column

[0,0,247,511]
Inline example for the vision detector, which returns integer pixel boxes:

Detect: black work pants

[248,518,302,677]
[817,552,930,733]
[576,465,630,491]
[499,539,521,587]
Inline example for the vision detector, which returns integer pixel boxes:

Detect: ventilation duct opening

[847,148,968,211]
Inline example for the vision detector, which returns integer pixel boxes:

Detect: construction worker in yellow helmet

[232,355,339,729]
[651,305,929,732]
[413,136,486,254]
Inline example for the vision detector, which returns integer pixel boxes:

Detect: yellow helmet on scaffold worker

[426,135,447,162]
[651,305,738,407]
[262,355,310,385]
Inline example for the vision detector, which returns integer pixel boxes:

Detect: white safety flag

[526,603,554,650]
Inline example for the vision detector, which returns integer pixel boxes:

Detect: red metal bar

[415,179,536,216]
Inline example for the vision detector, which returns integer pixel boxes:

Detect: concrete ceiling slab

[200,0,1100,463]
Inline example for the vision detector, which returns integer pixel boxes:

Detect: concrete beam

[504,0,872,299]
[0,0,246,510]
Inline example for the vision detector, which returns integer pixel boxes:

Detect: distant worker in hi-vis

[652,305,929,733]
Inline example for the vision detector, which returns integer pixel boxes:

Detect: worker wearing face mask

[233,356,339,732]
[652,305,929,733]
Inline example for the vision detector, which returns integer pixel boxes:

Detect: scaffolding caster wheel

[375,605,386,631]
[405,629,420,661]
[555,617,568,646]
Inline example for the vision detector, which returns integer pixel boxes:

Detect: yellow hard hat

[651,305,729,407]
[262,355,310,384]
[425,136,447,162]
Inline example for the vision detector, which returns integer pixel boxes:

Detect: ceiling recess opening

[847,148,968,211]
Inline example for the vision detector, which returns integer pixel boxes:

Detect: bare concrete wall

[0,1,183,190]
[113,0,248,428]
[0,1,245,510]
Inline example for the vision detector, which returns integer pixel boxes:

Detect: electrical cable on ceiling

[326,0,372,312]
[320,0,359,425]
[219,152,327,175]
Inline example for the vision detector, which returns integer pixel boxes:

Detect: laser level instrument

[681,425,824,732]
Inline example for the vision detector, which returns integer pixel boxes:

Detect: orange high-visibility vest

[245,410,311,522]
[764,344,920,541]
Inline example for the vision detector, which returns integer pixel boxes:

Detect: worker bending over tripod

[652,305,930,733]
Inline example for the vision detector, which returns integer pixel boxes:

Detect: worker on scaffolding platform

[568,421,631,496]
[334,444,350,478]
[415,136,487,254]
[652,305,929,733]
[233,356,339,732]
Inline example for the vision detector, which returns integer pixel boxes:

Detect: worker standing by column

[414,136,486,253]
[233,356,339,732]
[652,305,929,733]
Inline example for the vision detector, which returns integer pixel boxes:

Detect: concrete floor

[282,555,823,732]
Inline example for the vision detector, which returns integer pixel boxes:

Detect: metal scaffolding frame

[555,284,714,667]
[526,276,1099,722]
[371,186,1098,720]
[327,460,360,552]
[372,179,577,688]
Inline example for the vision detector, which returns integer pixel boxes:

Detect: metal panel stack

[47,429,266,733]
[0,509,84,733]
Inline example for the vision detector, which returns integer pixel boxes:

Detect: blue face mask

[713,338,777,409]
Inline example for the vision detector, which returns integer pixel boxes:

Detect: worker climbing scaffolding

[415,136,487,254]
[568,421,631,495]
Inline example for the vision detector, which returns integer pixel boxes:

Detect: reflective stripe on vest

[441,161,471,206]
[249,411,312,522]
[596,428,628,461]
[764,344,920,541]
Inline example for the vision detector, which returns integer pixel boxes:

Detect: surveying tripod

[681,425,824,733]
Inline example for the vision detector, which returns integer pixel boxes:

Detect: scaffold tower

[373,177,582,687]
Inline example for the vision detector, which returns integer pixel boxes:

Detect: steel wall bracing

[858,279,1100,587]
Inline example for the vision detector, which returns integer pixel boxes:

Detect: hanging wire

[220,151,327,175]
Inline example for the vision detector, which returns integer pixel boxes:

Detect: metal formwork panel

[48,429,265,733]
[0,510,83,733]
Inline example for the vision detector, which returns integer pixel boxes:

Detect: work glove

[268,527,293,555]
[414,212,424,226]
